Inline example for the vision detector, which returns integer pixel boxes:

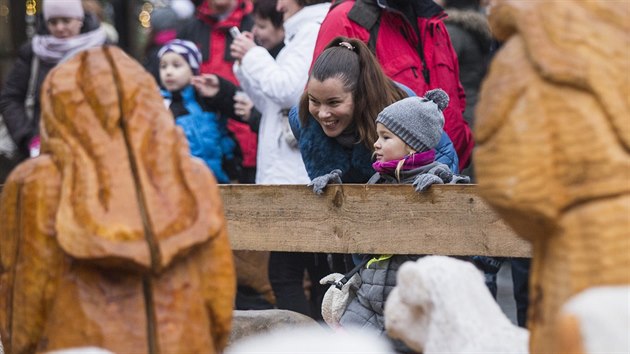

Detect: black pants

[0,154,24,184]
[268,252,346,321]
[475,256,531,327]
[510,258,531,327]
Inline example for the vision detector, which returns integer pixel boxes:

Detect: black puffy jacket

[0,13,103,158]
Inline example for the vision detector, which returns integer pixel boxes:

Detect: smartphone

[229,26,241,39]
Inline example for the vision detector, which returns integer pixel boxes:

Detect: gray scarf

[32,27,107,64]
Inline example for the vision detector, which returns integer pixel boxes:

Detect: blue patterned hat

[158,39,202,74]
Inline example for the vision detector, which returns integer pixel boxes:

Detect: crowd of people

[0,0,530,350]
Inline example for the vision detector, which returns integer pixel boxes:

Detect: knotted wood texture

[221,184,530,257]
[0,46,235,354]
[476,1,630,352]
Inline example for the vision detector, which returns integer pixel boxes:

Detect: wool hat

[43,0,85,21]
[376,89,449,152]
[157,39,202,74]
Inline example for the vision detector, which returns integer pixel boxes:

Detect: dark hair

[253,0,283,29]
[299,36,407,148]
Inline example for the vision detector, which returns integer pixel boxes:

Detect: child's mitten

[413,174,444,192]
[427,163,453,182]
[451,174,471,184]
[308,169,342,195]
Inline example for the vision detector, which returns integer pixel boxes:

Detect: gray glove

[427,163,453,183]
[308,169,342,195]
[413,173,444,192]
[451,174,471,184]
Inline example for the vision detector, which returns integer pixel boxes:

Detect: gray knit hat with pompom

[375,89,449,152]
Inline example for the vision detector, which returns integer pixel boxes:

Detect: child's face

[253,16,284,50]
[307,77,354,138]
[159,52,193,92]
[374,123,411,162]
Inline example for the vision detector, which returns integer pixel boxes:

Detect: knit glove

[451,174,471,184]
[413,174,444,192]
[413,163,471,192]
[308,169,342,195]
[320,273,362,328]
[427,163,453,183]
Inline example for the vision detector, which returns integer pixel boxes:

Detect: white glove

[319,273,362,328]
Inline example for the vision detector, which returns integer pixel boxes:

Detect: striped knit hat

[376,89,449,152]
[157,39,202,74]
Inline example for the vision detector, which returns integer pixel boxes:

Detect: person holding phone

[229,0,332,320]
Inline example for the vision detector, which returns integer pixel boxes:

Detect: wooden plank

[219,184,531,257]
[0,183,530,256]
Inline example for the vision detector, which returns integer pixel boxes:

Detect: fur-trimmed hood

[444,8,492,51]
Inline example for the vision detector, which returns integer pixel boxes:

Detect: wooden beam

[0,183,530,256]
[219,184,531,257]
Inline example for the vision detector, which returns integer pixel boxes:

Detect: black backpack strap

[347,0,431,85]
[347,0,381,54]
[367,16,380,53]
[325,256,370,290]
[329,0,348,10]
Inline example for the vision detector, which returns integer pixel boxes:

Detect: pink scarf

[372,150,436,174]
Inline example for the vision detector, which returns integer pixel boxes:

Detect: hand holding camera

[229,26,256,62]
[229,26,241,39]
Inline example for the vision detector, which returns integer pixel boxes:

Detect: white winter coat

[234,2,330,184]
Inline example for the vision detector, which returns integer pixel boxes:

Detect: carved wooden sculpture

[475,0,630,352]
[0,46,236,353]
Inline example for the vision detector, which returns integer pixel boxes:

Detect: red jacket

[313,0,473,170]
[179,0,258,170]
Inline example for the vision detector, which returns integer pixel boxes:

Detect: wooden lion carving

[0,46,236,353]
[475,0,629,352]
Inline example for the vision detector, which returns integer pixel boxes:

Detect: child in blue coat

[158,39,240,183]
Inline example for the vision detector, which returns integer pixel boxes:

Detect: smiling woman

[290,36,459,192]
[306,77,354,137]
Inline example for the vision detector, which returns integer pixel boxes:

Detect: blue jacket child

[158,39,240,183]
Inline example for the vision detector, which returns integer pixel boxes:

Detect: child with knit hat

[158,39,243,183]
[370,88,470,190]
[319,89,469,352]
